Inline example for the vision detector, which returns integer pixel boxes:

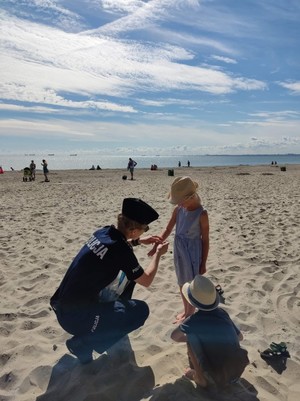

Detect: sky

[1,0,300,156]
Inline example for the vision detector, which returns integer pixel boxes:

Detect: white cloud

[249,110,300,119]
[1,1,300,155]
[278,81,300,94]
[137,28,237,55]
[99,0,148,14]
[0,12,267,113]
[211,55,237,64]
[3,0,83,31]
[0,98,136,114]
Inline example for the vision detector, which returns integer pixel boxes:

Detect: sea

[0,153,300,171]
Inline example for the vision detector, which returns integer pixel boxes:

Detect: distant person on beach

[127,158,137,180]
[50,198,168,364]
[41,159,49,182]
[178,161,181,167]
[0,166,3,174]
[149,176,209,323]
[187,160,190,167]
[29,160,36,180]
[171,275,249,388]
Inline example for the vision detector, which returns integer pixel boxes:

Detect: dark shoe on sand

[66,337,93,364]
[260,342,290,360]
[215,285,225,304]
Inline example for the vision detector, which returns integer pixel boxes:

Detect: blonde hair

[117,214,145,233]
[191,193,202,204]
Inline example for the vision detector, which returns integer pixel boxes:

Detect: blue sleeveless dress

[174,205,204,286]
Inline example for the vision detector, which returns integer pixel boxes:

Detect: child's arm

[159,206,177,240]
[147,207,177,256]
[138,235,163,245]
[199,210,209,274]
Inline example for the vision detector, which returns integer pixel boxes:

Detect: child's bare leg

[174,287,195,323]
[186,342,208,387]
[174,288,186,321]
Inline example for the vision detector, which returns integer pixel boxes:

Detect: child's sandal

[215,285,224,295]
[260,342,290,360]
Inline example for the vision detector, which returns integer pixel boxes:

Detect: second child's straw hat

[182,275,219,311]
[168,176,198,204]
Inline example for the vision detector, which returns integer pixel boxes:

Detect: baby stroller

[23,167,34,182]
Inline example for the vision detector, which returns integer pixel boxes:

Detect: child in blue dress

[149,176,209,323]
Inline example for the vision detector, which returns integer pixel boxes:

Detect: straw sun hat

[168,176,199,204]
[182,275,220,311]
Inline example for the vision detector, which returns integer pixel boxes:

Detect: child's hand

[156,241,169,256]
[147,243,158,257]
[140,235,163,246]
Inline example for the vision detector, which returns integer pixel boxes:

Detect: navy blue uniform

[51,225,149,355]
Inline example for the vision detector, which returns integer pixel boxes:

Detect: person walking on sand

[171,275,249,388]
[127,157,137,180]
[29,160,36,180]
[41,159,49,182]
[50,198,168,364]
[149,176,209,323]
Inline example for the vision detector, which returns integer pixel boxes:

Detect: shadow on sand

[36,336,155,401]
[260,355,289,375]
[37,335,259,401]
[147,377,259,401]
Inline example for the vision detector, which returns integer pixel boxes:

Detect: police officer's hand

[147,244,157,257]
[140,235,163,246]
[155,241,169,255]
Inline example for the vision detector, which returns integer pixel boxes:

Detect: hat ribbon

[187,287,215,310]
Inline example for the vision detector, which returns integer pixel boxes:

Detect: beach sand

[1,164,299,401]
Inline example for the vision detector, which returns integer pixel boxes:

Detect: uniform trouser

[53,298,149,353]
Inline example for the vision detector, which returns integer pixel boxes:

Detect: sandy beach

[1,164,299,401]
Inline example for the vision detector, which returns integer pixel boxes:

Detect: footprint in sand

[21,320,40,330]
[276,292,300,328]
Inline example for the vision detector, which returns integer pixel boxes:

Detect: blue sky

[1,0,300,155]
